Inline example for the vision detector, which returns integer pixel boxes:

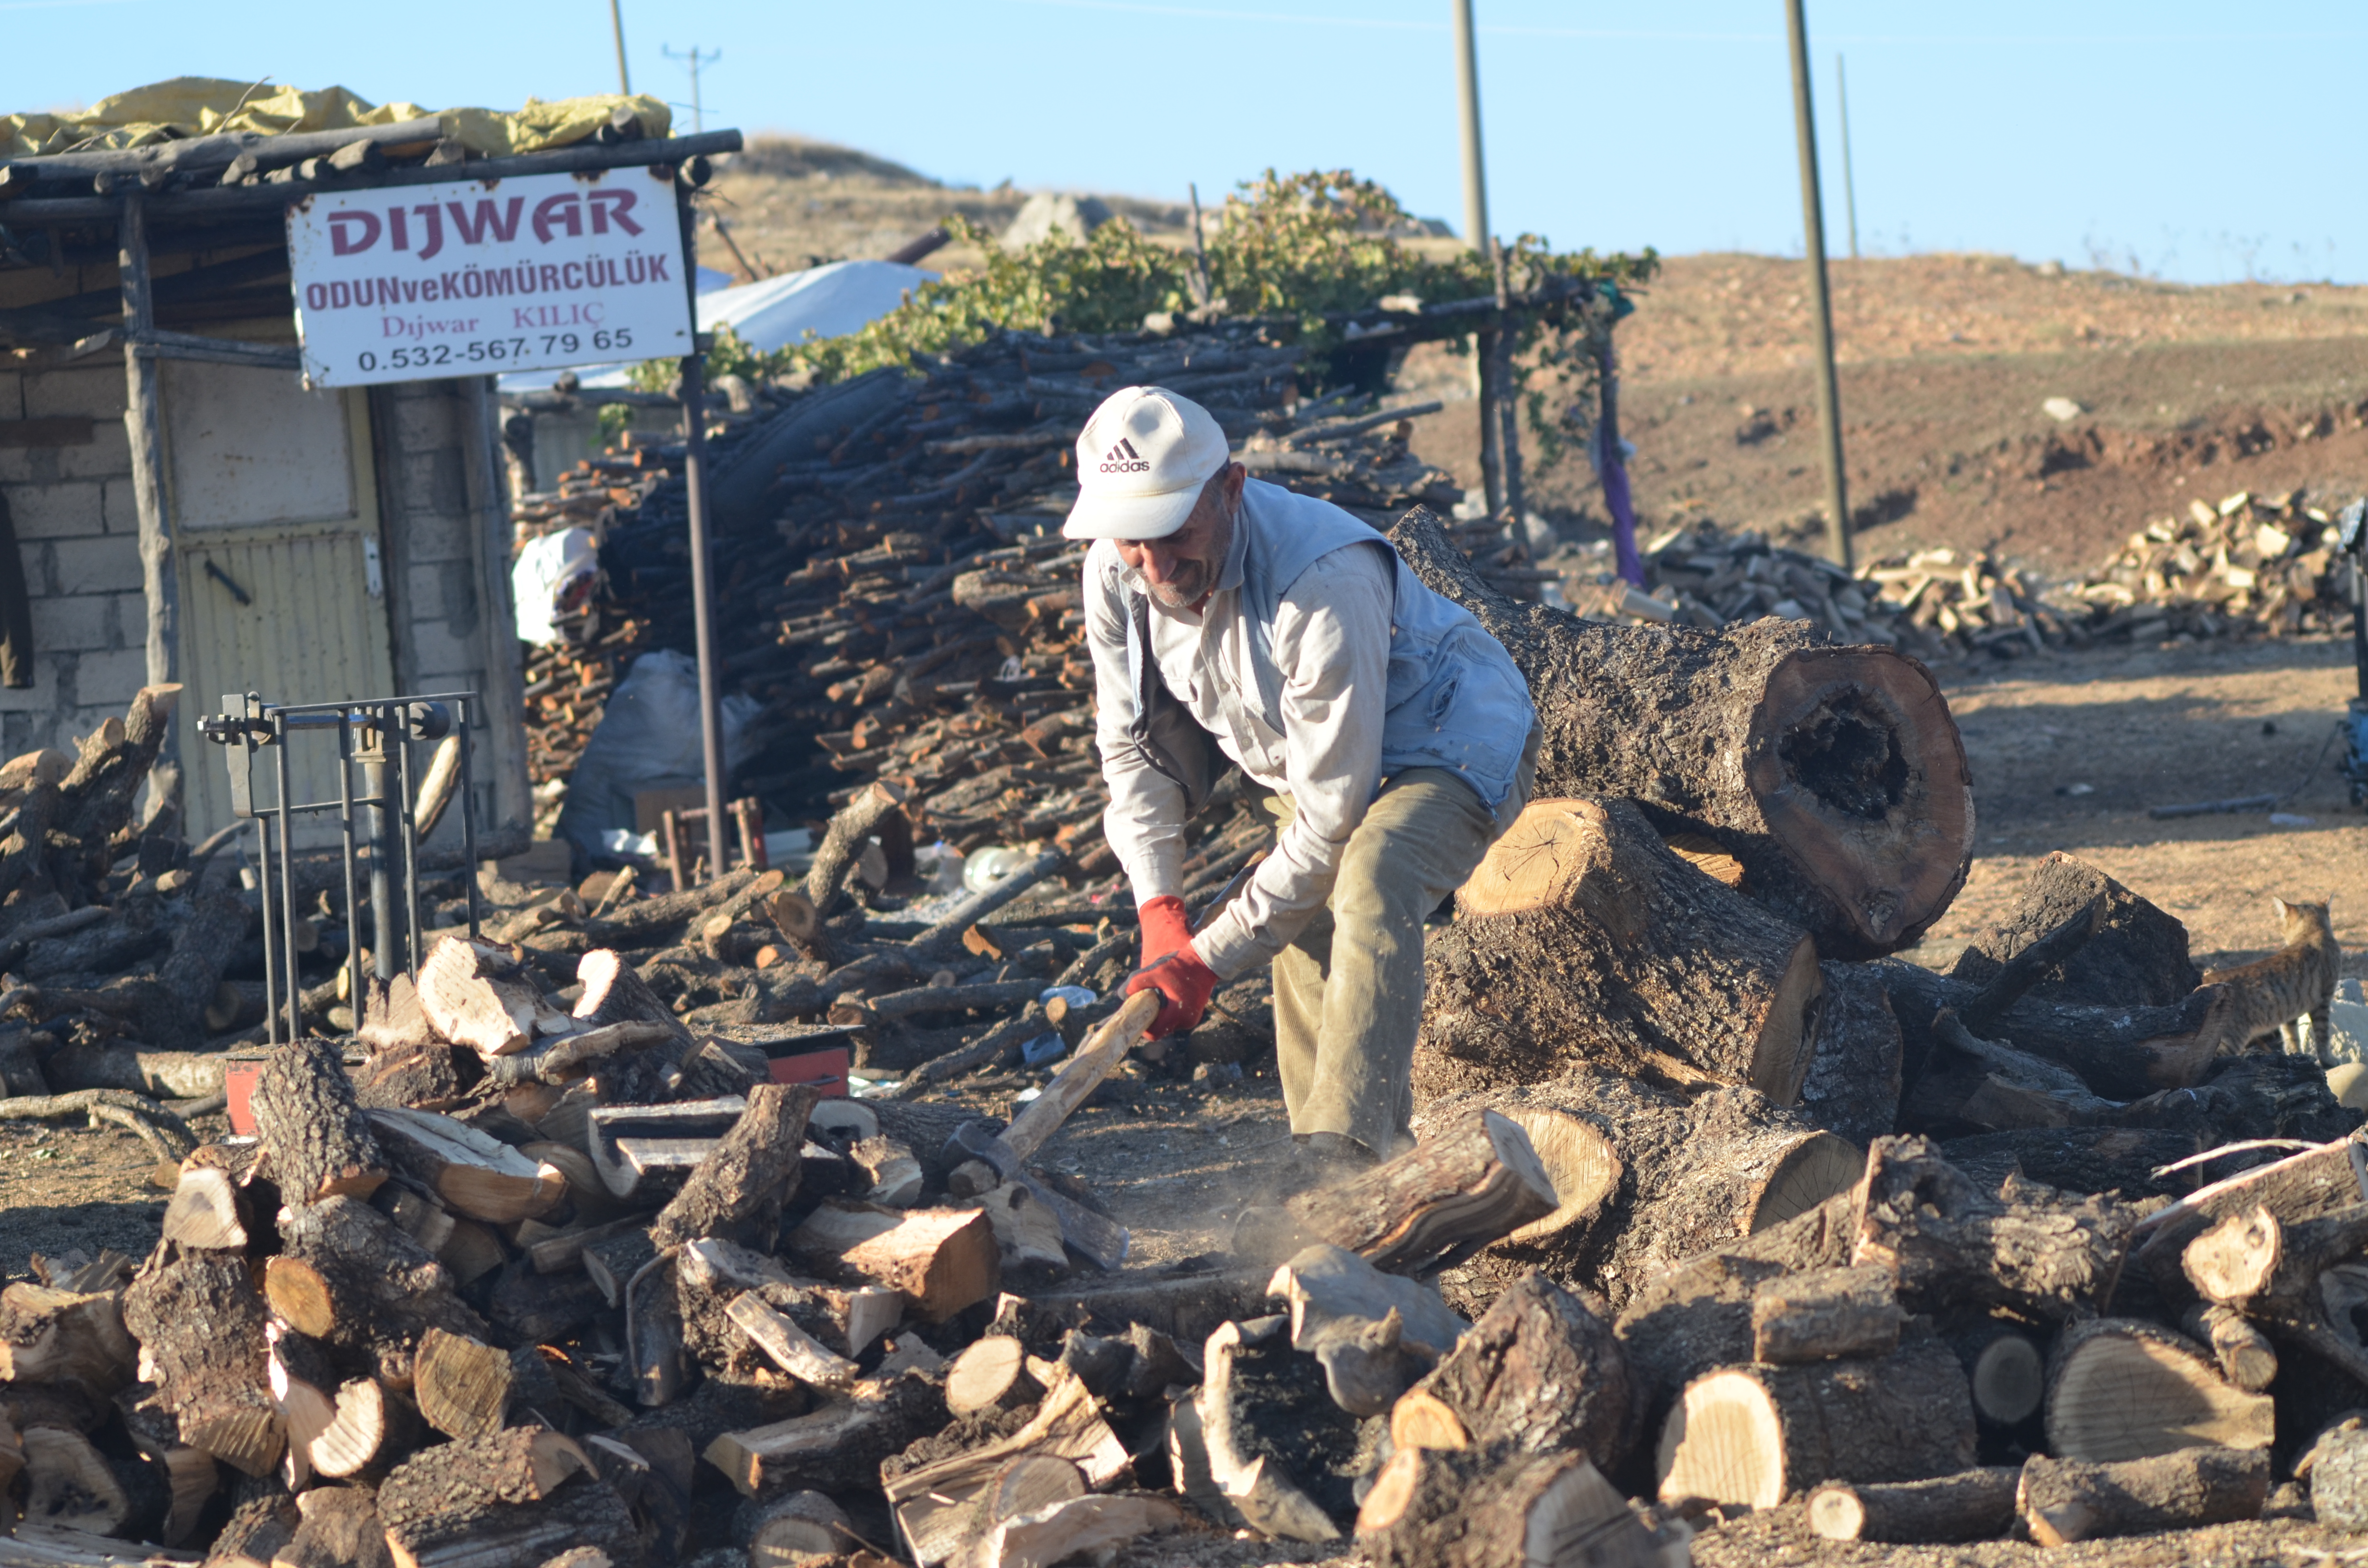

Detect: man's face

[1118,463,1244,610]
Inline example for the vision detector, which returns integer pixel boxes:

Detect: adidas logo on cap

[1099,437,1150,475]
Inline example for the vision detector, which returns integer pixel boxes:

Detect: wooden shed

[0,104,738,844]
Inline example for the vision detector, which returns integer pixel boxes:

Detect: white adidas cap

[1062,385,1231,541]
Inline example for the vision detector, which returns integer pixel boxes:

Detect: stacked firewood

[1598,486,2358,662]
[515,323,1464,849]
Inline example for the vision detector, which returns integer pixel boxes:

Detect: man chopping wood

[1067,385,1539,1171]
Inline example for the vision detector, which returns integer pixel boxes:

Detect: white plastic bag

[556,649,760,853]
[512,527,599,645]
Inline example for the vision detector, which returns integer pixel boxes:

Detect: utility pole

[1837,53,1859,259]
[1785,0,1851,569]
[663,44,719,134]
[608,0,631,95]
[1451,0,1505,519]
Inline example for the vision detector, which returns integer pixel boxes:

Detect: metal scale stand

[199,690,484,1041]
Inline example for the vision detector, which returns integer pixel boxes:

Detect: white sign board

[287,166,692,388]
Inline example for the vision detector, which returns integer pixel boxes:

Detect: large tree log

[1655,1335,1977,1508]
[250,1037,386,1205]
[264,1196,489,1384]
[1389,505,1974,957]
[1430,1078,1864,1314]
[1797,959,1902,1144]
[2043,1318,2274,1462]
[1421,798,1824,1101]
[1948,851,2201,1010]
[2016,1448,2269,1545]
[1356,1442,1660,1568]
[39,858,254,1048]
[1389,1270,1636,1473]
[121,1248,283,1478]
[375,1426,639,1568]
[1750,1263,1903,1364]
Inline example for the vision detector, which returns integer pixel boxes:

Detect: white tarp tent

[498,258,936,393]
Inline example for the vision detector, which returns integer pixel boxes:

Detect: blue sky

[4,0,2360,284]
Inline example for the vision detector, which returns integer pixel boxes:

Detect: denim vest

[1116,479,1534,811]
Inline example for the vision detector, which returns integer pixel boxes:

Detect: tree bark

[1750,1263,1903,1364]
[1421,797,1825,1102]
[1798,958,1902,1145]
[121,1247,283,1478]
[1656,1335,1977,1508]
[1390,1269,1636,1474]
[1949,851,2201,1010]
[1389,504,1975,957]
[250,1036,386,1205]
[2017,1447,2269,1545]
[1807,1467,2021,1544]
[804,780,909,917]
[2182,1302,2278,1393]
[266,1194,489,1385]
[1356,1442,1659,1568]
[375,1427,638,1568]
[703,1372,947,1500]
[649,1083,822,1252]
[785,1202,999,1323]
[2044,1317,2274,1463]
[1853,1136,2137,1322]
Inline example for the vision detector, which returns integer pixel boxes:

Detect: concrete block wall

[371,379,531,847]
[0,361,151,757]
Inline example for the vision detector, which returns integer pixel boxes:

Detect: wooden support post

[661,808,687,893]
[118,195,178,718]
[677,182,728,882]
[1784,0,1852,568]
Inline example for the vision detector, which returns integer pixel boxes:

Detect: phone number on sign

[349,329,636,372]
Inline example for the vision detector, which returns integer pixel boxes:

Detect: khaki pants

[1263,731,1538,1157]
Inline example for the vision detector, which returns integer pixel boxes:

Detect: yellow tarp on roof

[0,77,671,159]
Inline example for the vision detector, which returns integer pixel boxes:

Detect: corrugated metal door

[165,362,395,845]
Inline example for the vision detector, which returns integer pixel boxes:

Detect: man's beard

[1146,560,1211,608]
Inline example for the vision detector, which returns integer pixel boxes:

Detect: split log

[2044,1318,2273,1462]
[648,1083,822,1252]
[1852,1136,2135,1321]
[416,936,549,1057]
[1655,1335,1977,1507]
[726,1293,859,1391]
[1750,1263,1903,1363]
[2183,1200,2368,1317]
[1193,1315,1357,1544]
[1806,1467,2021,1544]
[0,1282,136,1391]
[969,1494,1184,1568]
[703,1372,947,1499]
[19,1423,130,1535]
[1283,1108,1555,1274]
[851,1135,924,1208]
[2183,1303,2278,1393]
[375,1426,636,1568]
[882,1366,1129,1565]
[1271,1243,1467,1417]
[51,684,179,897]
[207,1477,300,1568]
[1390,504,1974,957]
[786,1202,999,1322]
[249,1038,385,1204]
[1423,796,1825,1100]
[572,947,692,1039]
[2132,1133,2368,1269]
[1949,852,2201,1010]
[265,1196,489,1383]
[351,1039,472,1112]
[2310,1423,2368,1530]
[307,1374,413,1480]
[413,1329,514,1440]
[2016,1447,2269,1545]
[160,1168,250,1253]
[1390,1270,1635,1473]
[977,1182,1068,1273]
[586,1099,743,1201]
[670,1236,890,1373]
[944,1337,1044,1417]
[1357,1443,1660,1568]
[803,780,909,916]
[365,1109,566,1224]
[121,1249,283,1478]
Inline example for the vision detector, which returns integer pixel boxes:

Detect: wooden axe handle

[1002,988,1162,1163]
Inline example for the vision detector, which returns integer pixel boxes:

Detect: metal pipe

[273,721,300,1041]
[678,183,728,881]
[365,732,396,982]
[1784,0,1853,570]
[395,708,421,974]
[459,700,480,939]
[1836,52,1860,260]
[256,812,280,1047]
[610,0,632,94]
[338,712,361,1023]
[1450,0,1489,255]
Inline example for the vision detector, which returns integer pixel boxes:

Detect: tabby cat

[2202,896,2340,1063]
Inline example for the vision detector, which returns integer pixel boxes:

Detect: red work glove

[1136,894,1193,968]
[1128,943,1218,1039]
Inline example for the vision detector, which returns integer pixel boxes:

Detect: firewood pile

[516,322,1466,843]
[1592,486,2357,662]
